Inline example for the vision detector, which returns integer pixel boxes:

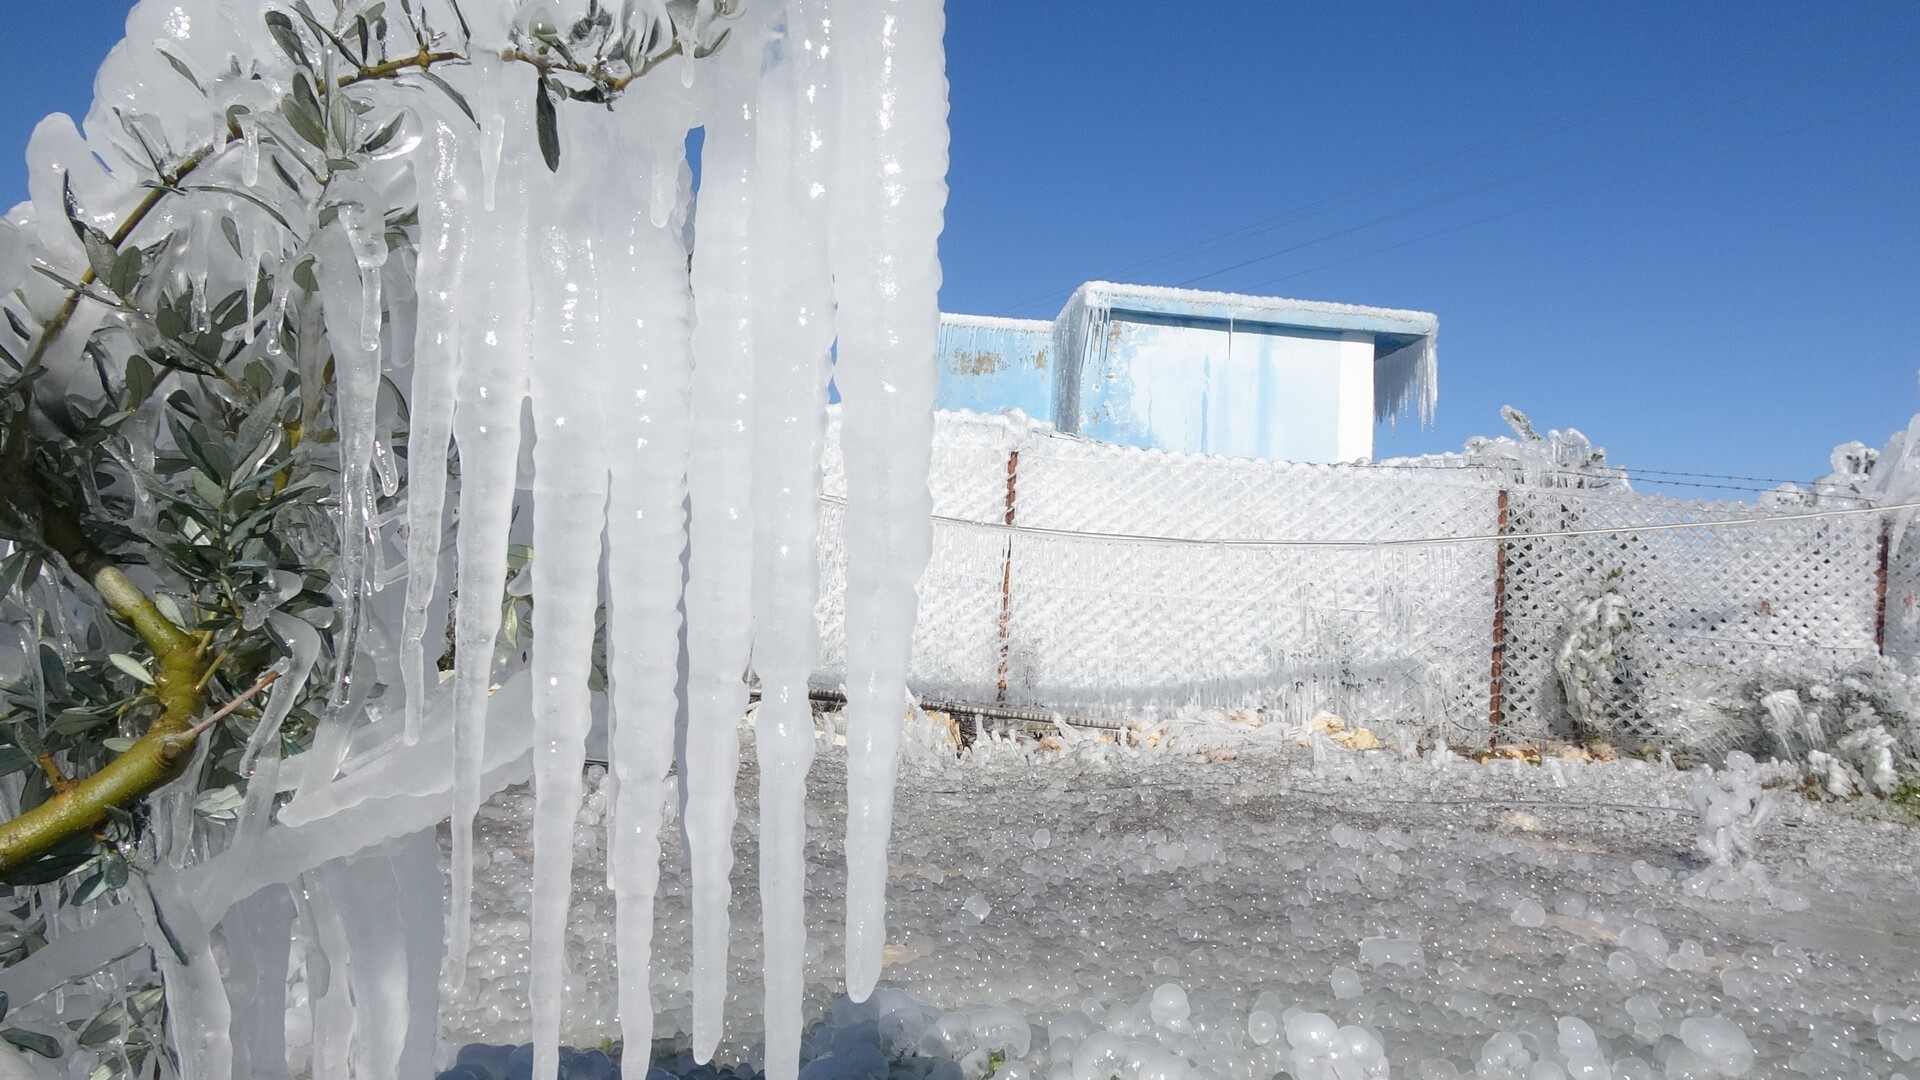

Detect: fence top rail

[816,494,1920,551]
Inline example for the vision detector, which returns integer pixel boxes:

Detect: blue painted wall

[933,315,1055,420]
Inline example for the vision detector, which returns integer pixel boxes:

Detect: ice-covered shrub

[1642,658,1920,798]
[1554,568,1633,738]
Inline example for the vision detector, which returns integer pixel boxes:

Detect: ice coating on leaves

[6,0,950,1074]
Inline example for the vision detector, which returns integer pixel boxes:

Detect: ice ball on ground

[1420,1059,1463,1080]
[1659,1045,1711,1080]
[1286,1012,1340,1053]
[1248,1010,1278,1046]
[1565,1056,1612,1080]
[974,1005,1034,1058]
[1072,1032,1127,1080]
[1479,1032,1531,1075]
[1883,1018,1920,1061]
[1668,939,1705,972]
[1526,1061,1570,1080]
[1619,924,1669,963]
[1032,828,1051,849]
[1610,1058,1654,1080]
[1678,1017,1754,1076]
[1332,966,1364,1000]
[1135,1048,1184,1080]
[1608,952,1638,978]
[962,894,992,922]
[1557,1017,1599,1059]
[1150,983,1191,1026]
[1338,1024,1389,1075]
[1511,900,1547,928]
[1360,936,1425,969]
[1000,1063,1031,1080]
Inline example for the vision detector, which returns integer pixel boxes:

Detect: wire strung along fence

[813,410,1917,747]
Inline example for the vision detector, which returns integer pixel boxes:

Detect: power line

[989,37,1868,317]
[819,494,1914,551]
[1243,88,1915,293]
[1171,63,1853,291]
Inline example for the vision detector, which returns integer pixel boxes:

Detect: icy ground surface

[439,715,1920,1079]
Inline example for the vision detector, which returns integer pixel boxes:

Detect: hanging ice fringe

[0,0,947,1076]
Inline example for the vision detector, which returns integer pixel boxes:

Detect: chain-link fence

[814,411,1911,745]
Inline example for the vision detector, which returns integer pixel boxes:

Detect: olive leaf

[535,77,561,172]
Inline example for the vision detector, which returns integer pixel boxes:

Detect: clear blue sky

[6,2,1918,498]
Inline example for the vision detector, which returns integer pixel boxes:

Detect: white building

[934,281,1438,462]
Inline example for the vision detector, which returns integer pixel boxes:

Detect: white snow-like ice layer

[2,0,949,1076]
[440,712,1920,1080]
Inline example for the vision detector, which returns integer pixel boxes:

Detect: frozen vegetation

[427,709,1920,1080]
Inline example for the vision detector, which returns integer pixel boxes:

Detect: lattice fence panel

[1500,489,1884,744]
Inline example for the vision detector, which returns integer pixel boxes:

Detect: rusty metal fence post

[995,449,1020,702]
[1875,516,1891,655]
[1487,489,1510,732]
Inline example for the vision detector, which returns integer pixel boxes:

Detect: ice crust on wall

[2,0,947,1076]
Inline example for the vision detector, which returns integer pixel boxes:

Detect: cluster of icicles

[400,4,947,1080]
[10,0,947,1078]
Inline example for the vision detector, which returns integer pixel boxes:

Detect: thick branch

[0,509,207,872]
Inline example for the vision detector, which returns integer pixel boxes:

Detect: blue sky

[6,2,1918,497]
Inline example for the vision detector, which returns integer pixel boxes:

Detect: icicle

[749,5,836,1075]
[140,874,234,1080]
[239,222,259,344]
[312,181,388,715]
[236,613,320,834]
[827,0,950,1002]
[241,111,261,187]
[327,845,414,1078]
[681,3,769,1056]
[602,76,697,1070]
[221,885,295,1080]
[297,872,356,1080]
[445,56,535,983]
[523,104,614,1080]
[401,113,472,746]
[479,84,506,212]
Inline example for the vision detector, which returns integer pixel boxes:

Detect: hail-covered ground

[427,710,1920,1080]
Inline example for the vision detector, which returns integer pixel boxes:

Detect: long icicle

[827,0,950,1001]
[681,6,769,1061]
[400,111,473,746]
[603,76,698,1071]
[750,4,837,1075]
[523,101,615,1080]
[445,54,535,984]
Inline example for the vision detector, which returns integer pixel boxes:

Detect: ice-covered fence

[1498,489,1885,744]
[815,410,1909,745]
